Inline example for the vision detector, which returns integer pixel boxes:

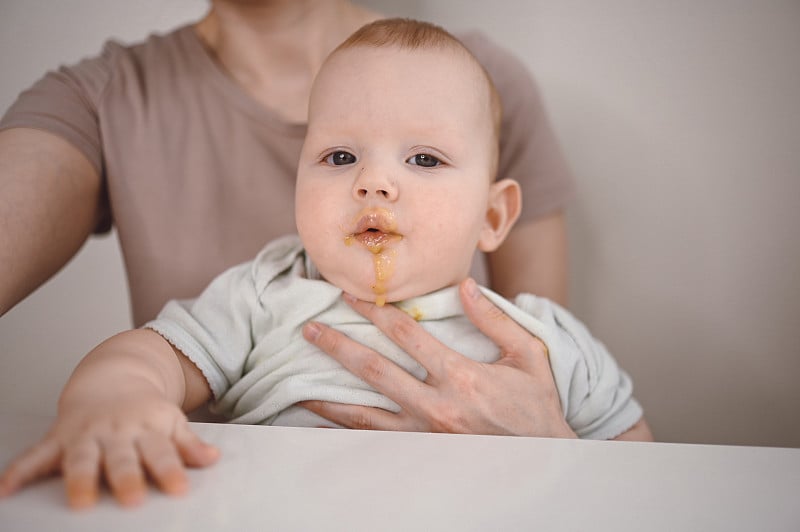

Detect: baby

[0,18,650,508]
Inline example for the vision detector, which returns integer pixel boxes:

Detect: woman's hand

[300,278,576,438]
[0,395,219,509]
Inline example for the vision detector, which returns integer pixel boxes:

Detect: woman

[0,0,581,436]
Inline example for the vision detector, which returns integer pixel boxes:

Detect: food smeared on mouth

[344,208,403,306]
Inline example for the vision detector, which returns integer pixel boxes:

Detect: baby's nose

[353,169,398,201]
[355,185,393,199]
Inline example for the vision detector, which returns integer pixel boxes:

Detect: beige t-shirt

[0,25,574,326]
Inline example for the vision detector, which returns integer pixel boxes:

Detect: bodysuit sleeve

[143,235,305,401]
[144,261,261,401]
[480,288,643,440]
[459,31,575,222]
[517,293,643,439]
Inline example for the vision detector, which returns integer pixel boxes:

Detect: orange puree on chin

[370,249,396,306]
[344,208,403,307]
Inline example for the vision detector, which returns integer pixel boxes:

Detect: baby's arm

[0,329,218,508]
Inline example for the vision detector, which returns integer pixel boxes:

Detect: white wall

[1,0,798,447]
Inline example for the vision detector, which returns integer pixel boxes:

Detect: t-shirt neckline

[175,24,307,137]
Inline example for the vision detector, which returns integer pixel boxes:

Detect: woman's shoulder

[2,24,197,116]
[37,24,196,102]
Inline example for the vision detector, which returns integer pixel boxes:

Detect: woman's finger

[458,278,549,373]
[303,321,432,409]
[340,293,454,379]
[298,400,409,432]
[136,433,188,496]
[0,439,60,497]
[62,438,101,509]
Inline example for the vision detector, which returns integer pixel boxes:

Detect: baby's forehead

[312,44,492,106]
[324,43,481,77]
[312,44,499,139]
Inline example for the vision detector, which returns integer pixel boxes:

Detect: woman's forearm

[488,212,569,305]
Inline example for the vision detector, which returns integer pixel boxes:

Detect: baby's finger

[137,433,188,496]
[101,437,147,507]
[62,438,101,509]
[172,423,220,469]
[0,439,60,497]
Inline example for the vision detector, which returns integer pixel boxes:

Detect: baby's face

[296,45,497,305]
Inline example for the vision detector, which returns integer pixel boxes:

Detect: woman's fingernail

[464,277,479,299]
[342,292,357,304]
[304,322,322,341]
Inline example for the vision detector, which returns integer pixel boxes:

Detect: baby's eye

[406,153,441,168]
[325,151,357,166]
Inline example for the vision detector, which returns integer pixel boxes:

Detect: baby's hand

[0,397,219,509]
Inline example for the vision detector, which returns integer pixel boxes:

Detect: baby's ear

[477,178,522,252]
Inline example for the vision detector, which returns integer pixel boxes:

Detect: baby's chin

[323,275,437,306]
[343,285,410,307]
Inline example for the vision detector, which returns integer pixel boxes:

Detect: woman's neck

[195,0,381,123]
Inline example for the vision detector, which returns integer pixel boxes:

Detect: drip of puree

[344,208,402,306]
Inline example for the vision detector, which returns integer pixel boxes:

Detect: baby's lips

[351,207,398,234]
[353,230,402,253]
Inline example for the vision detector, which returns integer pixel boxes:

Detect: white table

[0,412,798,531]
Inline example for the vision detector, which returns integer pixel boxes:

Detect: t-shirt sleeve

[459,31,575,222]
[144,260,261,401]
[0,42,123,232]
[0,43,126,175]
[512,293,643,440]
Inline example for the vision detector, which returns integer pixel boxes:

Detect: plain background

[1,0,798,447]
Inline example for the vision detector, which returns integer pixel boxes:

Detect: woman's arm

[0,329,217,508]
[614,418,655,441]
[488,211,569,306]
[0,128,103,316]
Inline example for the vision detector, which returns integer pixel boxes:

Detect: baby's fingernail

[304,322,322,341]
[464,278,479,299]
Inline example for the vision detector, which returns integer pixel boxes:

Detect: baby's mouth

[353,228,401,252]
[346,209,403,253]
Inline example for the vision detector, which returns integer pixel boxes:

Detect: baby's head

[295,18,521,305]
